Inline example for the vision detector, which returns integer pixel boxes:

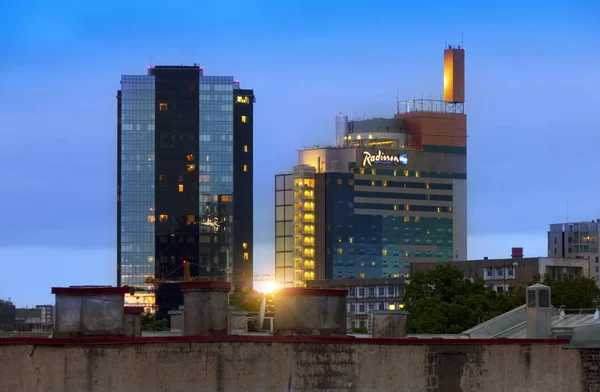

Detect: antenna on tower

[461,32,464,48]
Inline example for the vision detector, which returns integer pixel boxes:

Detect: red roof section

[51,286,133,296]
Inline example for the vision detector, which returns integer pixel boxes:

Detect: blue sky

[0,0,598,306]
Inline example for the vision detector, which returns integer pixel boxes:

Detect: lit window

[360,272,365,279]
[399,304,405,309]
[243,252,249,260]
[404,170,409,177]
[187,164,196,172]
[357,135,362,140]
[404,216,410,223]
[243,165,248,172]
[388,304,395,310]
[221,195,231,202]
[437,207,441,213]
[415,216,420,223]
[359,167,365,174]
[382,181,387,187]
[206,155,210,162]
[448,206,453,212]
[159,174,167,181]
[337,248,343,255]
[426,183,430,189]
[372,261,376,266]
[148,215,156,223]
[393,170,397,176]
[243,242,248,249]
[393,273,399,278]
[382,249,388,256]
[187,215,195,223]
[371,181,375,186]
[337,178,342,185]
[393,205,398,211]
[159,103,168,111]
[348,179,354,185]
[405,204,410,211]
[236,96,250,104]
[349,237,354,243]
[244,145,248,152]
[178,184,184,192]
[241,115,247,123]
[186,154,195,161]
[159,214,168,222]
[368,134,373,139]
[415,171,420,177]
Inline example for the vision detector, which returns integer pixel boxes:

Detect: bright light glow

[264,281,277,294]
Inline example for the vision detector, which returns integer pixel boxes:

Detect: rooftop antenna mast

[461,32,464,48]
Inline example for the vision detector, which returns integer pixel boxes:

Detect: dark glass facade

[324,169,457,280]
[117,66,253,314]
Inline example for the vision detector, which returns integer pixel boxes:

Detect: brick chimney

[511,247,524,259]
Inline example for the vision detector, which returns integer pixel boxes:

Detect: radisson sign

[362,150,408,167]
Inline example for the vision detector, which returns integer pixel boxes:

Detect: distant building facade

[275,48,467,289]
[35,305,54,325]
[548,221,600,281]
[307,278,406,332]
[410,257,591,293]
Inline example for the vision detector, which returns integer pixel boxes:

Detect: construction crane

[144,260,274,286]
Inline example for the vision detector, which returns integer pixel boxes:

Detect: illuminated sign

[362,151,408,167]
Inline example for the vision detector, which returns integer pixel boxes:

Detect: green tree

[405,265,512,334]
[533,275,600,309]
[229,290,274,312]
[141,313,169,331]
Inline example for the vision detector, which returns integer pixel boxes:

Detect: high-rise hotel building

[275,47,467,288]
[117,65,254,311]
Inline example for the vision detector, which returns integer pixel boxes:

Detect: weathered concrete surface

[0,339,591,392]
[123,314,141,338]
[372,310,408,338]
[181,282,230,336]
[54,294,125,338]
[275,289,347,335]
[229,311,249,335]
[168,310,184,332]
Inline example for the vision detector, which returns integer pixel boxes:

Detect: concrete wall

[0,337,596,392]
[54,294,125,337]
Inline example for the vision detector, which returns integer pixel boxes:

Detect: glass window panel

[284,237,293,251]
[275,253,285,267]
[276,268,284,281]
[285,175,293,189]
[284,252,293,267]
[276,222,285,236]
[276,238,285,252]
[276,191,285,206]
[276,207,284,221]
[276,176,285,191]
[285,190,293,203]
[285,222,294,236]
[285,206,293,220]
[285,267,294,282]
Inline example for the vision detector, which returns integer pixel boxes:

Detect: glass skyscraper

[117,66,254,314]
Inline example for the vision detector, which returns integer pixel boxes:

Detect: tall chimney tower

[443,46,465,103]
